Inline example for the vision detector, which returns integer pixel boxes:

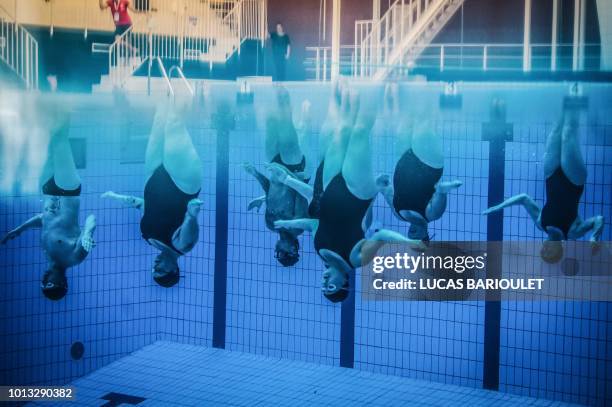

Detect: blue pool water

[0,82,610,406]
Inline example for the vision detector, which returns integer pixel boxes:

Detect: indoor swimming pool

[1,81,610,406]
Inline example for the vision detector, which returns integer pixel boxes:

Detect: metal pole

[483,45,488,71]
[551,0,558,71]
[482,99,514,391]
[523,0,531,72]
[573,0,580,71]
[331,0,341,80]
[579,0,586,70]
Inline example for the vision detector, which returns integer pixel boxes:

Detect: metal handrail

[0,5,39,89]
[168,65,194,96]
[305,42,605,80]
[148,57,174,97]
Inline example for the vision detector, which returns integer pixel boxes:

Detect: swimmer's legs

[560,112,587,186]
[411,121,444,170]
[163,105,203,195]
[145,102,168,178]
[265,112,280,162]
[394,119,413,164]
[322,89,358,189]
[297,99,314,175]
[275,87,303,166]
[343,112,377,200]
[543,118,563,179]
[318,80,344,161]
[426,181,462,222]
[50,122,80,190]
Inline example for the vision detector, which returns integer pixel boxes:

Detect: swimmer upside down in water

[242,87,312,267]
[377,84,462,243]
[272,86,425,303]
[484,108,604,263]
[102,99,203,287]
[1,98,96,300]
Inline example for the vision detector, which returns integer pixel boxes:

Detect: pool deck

[31,341,578,407]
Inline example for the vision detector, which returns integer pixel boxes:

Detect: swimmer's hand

[241,162,257,177]
[81,214,97,253]
[265,163,289,184]
[187,199,204,217]
[101,191,144,210]
[101,191,116,198]
[1,228,21,244]
[482,205,500,216]
[376,174,391,190]
[248,196,266,212]
[436,180,463,194]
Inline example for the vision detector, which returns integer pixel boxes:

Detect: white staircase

[0,4,38,89]
[99,0,266,91]
[355,0,464,80]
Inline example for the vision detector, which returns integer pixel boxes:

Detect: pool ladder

[147,57,194,98]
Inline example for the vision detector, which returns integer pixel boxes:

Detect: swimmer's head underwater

[275,233,300,267]
[41,265,68,301]
[321,266,350,303]
[540,239,564,264]
[153,252,180,288]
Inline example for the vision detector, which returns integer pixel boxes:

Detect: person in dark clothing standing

[269,23,291,81]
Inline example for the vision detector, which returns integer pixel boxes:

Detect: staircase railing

[108,25,148,88]
[355,0,463,79]
[108,0,266,86]
[0,4,38,89]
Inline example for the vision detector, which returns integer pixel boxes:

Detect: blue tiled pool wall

[0,82,610,405]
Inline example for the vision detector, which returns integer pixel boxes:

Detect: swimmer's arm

[101,191,144,211]
[1,214,43,244]
[483,193,541,227]
[350,229,426,267]
[173,199,203,253]
[375,174,399,218]
[284,177,314,203]
[242,163,270,194]
[264,162,314,202]
[173,214,199,254]
[569,215,605,242]
[274,218,318,234]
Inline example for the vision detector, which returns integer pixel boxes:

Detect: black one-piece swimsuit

[540,167,584,238]
[140,166,200,254]
[314,172,373,265]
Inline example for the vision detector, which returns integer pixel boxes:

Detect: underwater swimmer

[242,87,311,267]
[484,108,604,263]
[377,83,462,243]
[273,87,424,303]
[1,95,96,300]
[102,98,203,287]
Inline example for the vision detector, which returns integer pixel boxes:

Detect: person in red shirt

[99,0,136,39]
